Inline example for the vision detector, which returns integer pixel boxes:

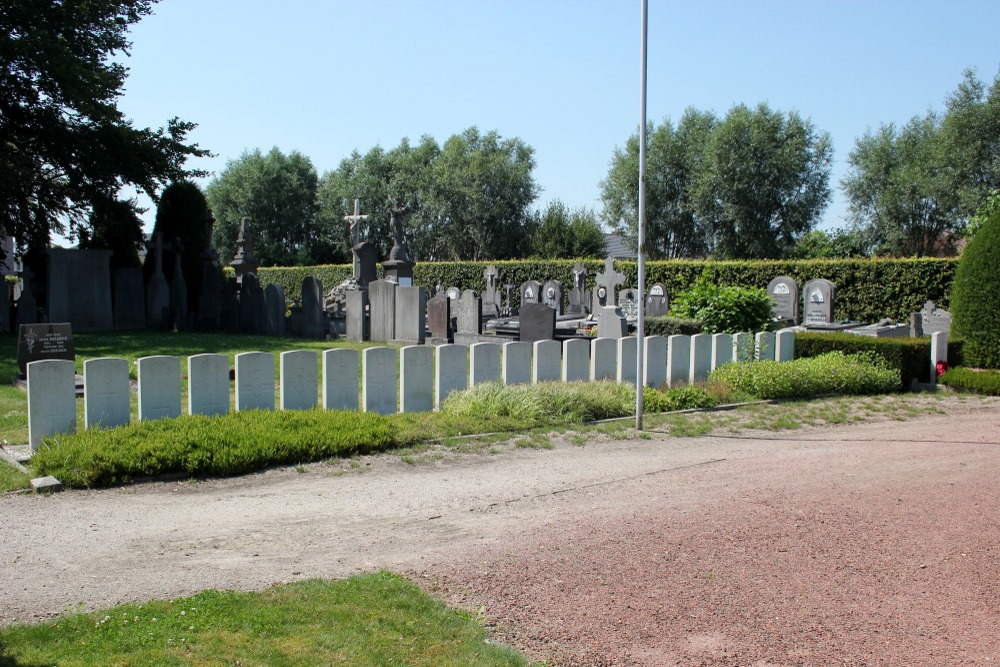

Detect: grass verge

[940,366,1000,395]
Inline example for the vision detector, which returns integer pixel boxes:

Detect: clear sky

[117,0,1000,236]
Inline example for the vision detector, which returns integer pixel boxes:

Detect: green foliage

[207,147,323,266]
[963,190,1000,240]
[0,0,209,260]
[0,573,530,666]
[0,459,31,492]
[786,228,869,259]
[670,275,773,333]
[528,200,606,259]
[32,410,396,488]
[80,194,144,271]
[939,367,1000,395]
[951,191,1000,367]
[709,352,901,399]
[642,385,717,412]
[644,316,703,337]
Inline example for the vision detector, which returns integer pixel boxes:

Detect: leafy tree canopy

[528,199,606,259]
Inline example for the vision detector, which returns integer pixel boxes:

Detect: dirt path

[2,398,999,665]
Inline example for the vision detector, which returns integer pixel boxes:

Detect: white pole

[636,0,648,430]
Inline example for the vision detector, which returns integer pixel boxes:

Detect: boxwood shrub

[644,316,703,336]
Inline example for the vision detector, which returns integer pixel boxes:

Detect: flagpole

[636,0,648,430]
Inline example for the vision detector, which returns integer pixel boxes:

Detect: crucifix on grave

[381,197,414,285]
[342,199,369,280]
[593,256,626,312]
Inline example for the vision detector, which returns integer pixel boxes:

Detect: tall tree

[0,0,208,262]
[529,200,606,259]
[206,148,321,267]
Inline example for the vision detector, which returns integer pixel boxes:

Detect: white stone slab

[643,336,667,388]
[280,349,318,410]
[590,337,618,381]
[931,331,948,386]
[27,359,76,450]
[562,338,590,382]
[617,336,638,385]
[400,345,433,413]
[435,344,468,409]
[83,357,130,429]
[667,335,691,388]
[690,333,712,384]
[137,355,181,422]
[188,353,230,417]
[323,349,359,411]
[502,341,532,386]
[363,346,397,415]
[733,332,754,362]
[711,333,734,370]
[776,329,795,362]
[234,351,275,412]
[755,331,776,361]
[470,342,501,386]
[533,340,562,383]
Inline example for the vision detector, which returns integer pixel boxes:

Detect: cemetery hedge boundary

[939,367,1000,395]
[255,257,956,323]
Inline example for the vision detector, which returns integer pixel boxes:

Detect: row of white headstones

[25,330,796,450]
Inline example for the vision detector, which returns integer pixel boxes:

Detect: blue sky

[117,0,1000,235]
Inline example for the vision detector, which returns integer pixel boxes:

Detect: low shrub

[645,316,703,337]
[708,351,901,400]
[939,367,1000,395]
[670,275,773,333]
[642,385,717,412]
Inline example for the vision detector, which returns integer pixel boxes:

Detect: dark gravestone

[301,277,325,338]
[617,289,640,319]
[567,263,589,316]
[802,279,836,326]
[382,199,414,285]
[198,258,223,332]
[264,284,286,337]
[239,272,265,334]
[168,241,188,330]
[768,276,799,324]
[113,268,146,330]
[482,265,501,318]
[145,234,170,329]
[593,256,625,312]
[15,266,39,327]
[456,290,482,335]
[0,278,8,333]
[519,280,541,309]
[368,279,397,342]
[920,301,952,337]
[394,285,426,344]
[542,280,563,315]
[220,278,239,332]
[345,289,369,342]
[427,294,451,343]
[230,217,259,286]
[519,303,556,343]
[355,242,378,288]
[646,283,669,317]
[18,323,74,377]
[47,248,114,332]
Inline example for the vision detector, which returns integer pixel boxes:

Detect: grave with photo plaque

[768,276,798,324]
[645,284,669,317]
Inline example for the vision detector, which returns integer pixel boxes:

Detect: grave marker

[645,283,669,317]
[532,340,561,383]
[643,335,667,388]
[323,349,359,411]
[567,263,589,316]
[27,359,76,450]
[18,323,74,377]
[345,290,369,342]
[280,350,318,410]
[363,347,397,415]
[802,279,836,326]
[767,276,798,323]
[235,351,275,412]
[542,280,563,315]
[435,344,468,408]
[667,335,691,388]
[562,338,590,382]
[690,334,711,383]
[520,303,556,343]
[188,353,230,416]
[711,333,734,370]
[593,256,625,312]
[920,301,952,337]
[394,285,426,344]
[597,306,628,339]
[617,336,638,385]
[590,337,618,381]
[502,341,532,386]
[775,329,795,362]
[470,342,501,386]
[83,358,130,429]
[137,355,181,422]
[400,345,433,413]
[368,279,397,342]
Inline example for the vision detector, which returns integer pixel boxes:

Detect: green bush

[939,367,1000,395]
[951,195,1000,368]
[644,316,703,336]
[642,385,717,412]
[670,275,773,333]
[708,352,901,399]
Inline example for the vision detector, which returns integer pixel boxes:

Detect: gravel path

[2,396,998,665]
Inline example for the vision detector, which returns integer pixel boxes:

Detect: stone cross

[594,256,626,310]
[343,199,369,279]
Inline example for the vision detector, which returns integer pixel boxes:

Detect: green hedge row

[254,258,956,323]
[939,367,1000,395]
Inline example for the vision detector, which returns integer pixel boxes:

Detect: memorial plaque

[645,283,669,317]
[802,279,835,326]
[768,276,798,323]
[18,323,74,376]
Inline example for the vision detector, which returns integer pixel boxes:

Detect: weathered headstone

[145,234,170,329]
[446,286,462,301]
[400,345,433,413]
[482,265,501,318]
[83,358,130,429]
[711,333,734,371]
[363,346,397,414]
[355,242,378,288]
[593,256,626,312]
[768,276,799,324]
[562,338,590,382]
[590,337,618,381]
[18,323,74,377]
[113,268,146,330]
[502,341,532,385]
[435,344,468,408]
[689,334,711,383]
[733,332,754,362]
[27,359,76,450]
[643,335,667,388]
[47,248,114,332]
[427,294,451,344]
[668,335,691,388]
[617,289,640,319]
[456,290,482,335]
[137,355,181,422]
[519,280,541,309]
[301,277,325,339]
[238,272,266,335]
[187,353,230,416]
[520,303,556,343]
[280,350,318,410]
[264,284,286,337]
[345,290,369,342]
[617,336,638,385]
[645,283,669,318]
[234,351,275,412]
[920,301,952,337]
[470,342,501,386]
[394,285,426,344]
[532,340,562,383]
[567,263,589,317]
[775,329,795,362]
[368,279,397,342]
[802,279,836,326]
[597,306,628,339]
[542,280,563,315]
[322,349,359,411]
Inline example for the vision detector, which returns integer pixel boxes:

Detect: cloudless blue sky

[117,0,1000,236]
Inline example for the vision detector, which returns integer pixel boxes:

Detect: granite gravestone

[168,241,187,329]
[617,289,640,319]
[220,279,239,332]
[427,293,452,344]
[355,242,378,288]
[18,323,74,377]
[519,303,556,343]
[345,289,369,342]
[145,234,170,329]
[920,301,952,337]
[301,277,326,338]
[593,256,625,312]
[542,280,563,315]
[263,284,286,336]
[113,267,146,330]
[567,263,589,316]
[645,283,669,317]
[519,280,541,309]
[393,285,426,344]
[456,290,482,335]
[47,248,114,332]
[767,276,798,324]
[368,279,397,342]
[802,279,836,326]
[238,272,266,334]
[197,252,223,332]
[382,199,414,285]
[482,265,501,318]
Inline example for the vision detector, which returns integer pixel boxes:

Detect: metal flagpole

[636,0,648,430]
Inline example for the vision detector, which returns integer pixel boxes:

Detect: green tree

[694,103,833,259]
[786,228,868,259]
[528,200,606,259]
[0,0,208,260]
[951,195,1000,368]
[207,148,321,267]
[145,181,215,310]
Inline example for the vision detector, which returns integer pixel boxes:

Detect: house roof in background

[604,233,637,260]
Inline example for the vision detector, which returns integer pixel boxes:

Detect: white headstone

[643,336,667,388]
[690,333,712,384]
[755,331,776,361]
[668,335,691,388]
[597,306,628,339]
[711,333,734,370]
[83,357,130,429]
[733,332,754,362]
[775,329,795,362]
[363,346,397,415]
[590,337,618,381]
[617,336,638,385]
[470,342,501,386]
[930,331,948,386]
[322,349,359,411]
[280,350,318,410]
[502,341,532,386]
[400,345,433,413]
[235,351,275,412]
[188,353,230,416]
[435,344,467,408]
[27,359,76,450]
[562,338,590,382]
[532,340,562,383]
[137,355,181,422]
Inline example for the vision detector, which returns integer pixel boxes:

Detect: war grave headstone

[188,353,230,417]
[470,342,501,386]
[280,350,318,410]
[562,338,590,382]
[617,289,640,320]
[46,248,114,332]
[689,334,712,383]
[533,340,562,383]
[542,280,563,315]
[920,301,952,337]
[645,284,669,318]
[400,345,433,413]
[755,331,775,361]
[519,303,556,343]
[566,263,589,317]
[590,337,618,381]
[667,335,691,388]
[137,355,181,422]
[363,347,397,415]
[168,241,188,329]
[711,333,733,370]
[802,278,836,326]
[394,285,426,344]
[519,280,541,309]
[502,341,532,386]
[930,331,948,386]
[593,256,625,312]
[368,279,397,342]
[427,294,452,345]
[767,276,798,324]
[235,351,275,412]
[776,329,794,361]
[145,234,170,329]
[382,199,414,285]
[643,335,667,388]
[27,359,76,450]
[617,336,638,385]
[83,358,130,429]
[264,284,286,337]
[435,344,468,408]
[733,332,754,362]
[323,349,359,411]
[482,265,501,318]
[301,277,326,339]
[597,306,628,339]
[18,322,74,379]
[113,267,146,330]
[345,290,369,342]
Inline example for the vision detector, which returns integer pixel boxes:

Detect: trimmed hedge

[794,332,964,390]
[709,352,901,399]
[939,367,1000,395]
[256,258,956,323]
[644,316,703,337]
[951,196,1000,368]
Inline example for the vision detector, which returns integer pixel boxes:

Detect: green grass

[0,458,31,492]
[0,572,532,666]
[940,366,1000,395]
